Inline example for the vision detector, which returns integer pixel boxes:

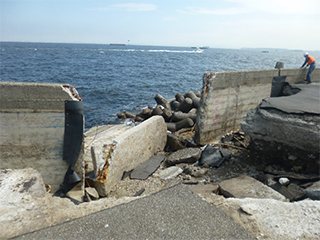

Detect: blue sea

[1,42,318,129]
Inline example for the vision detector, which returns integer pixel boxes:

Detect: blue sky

[1,0,319,50]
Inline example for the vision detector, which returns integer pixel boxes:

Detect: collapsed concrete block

[241,84,320,173]
[89,116,167,196]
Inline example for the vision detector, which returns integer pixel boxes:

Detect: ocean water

[1,42,318,129]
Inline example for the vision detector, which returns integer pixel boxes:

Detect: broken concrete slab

[219,175,286,201]
[89,116,167,197]
[218,197,320,240]
[241,83,320,174]
[0,168,50,239]
[164,147,201,166]
[0,168,141,239]
[159,166,183,180]
[130,154,165,180]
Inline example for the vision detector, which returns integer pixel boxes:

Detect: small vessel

[192,46,209,49]
[110,43,126,46]
[193,47,203,53]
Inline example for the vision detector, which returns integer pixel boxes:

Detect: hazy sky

[1,0,319,50]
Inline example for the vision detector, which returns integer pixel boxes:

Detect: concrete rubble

[1,77,320,239]
[2,113,320,239]
[2,152,320,239]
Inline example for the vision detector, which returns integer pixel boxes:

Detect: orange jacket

[307,55,316,65]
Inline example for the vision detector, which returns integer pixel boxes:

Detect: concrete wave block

[91,116,167,196]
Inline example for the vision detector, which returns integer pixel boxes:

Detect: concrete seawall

[0,82,83,193]
[1,67,319,192]
[195,68,320,145]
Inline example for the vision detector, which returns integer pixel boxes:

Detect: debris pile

[117,90,201,132]
[106,127,319,204]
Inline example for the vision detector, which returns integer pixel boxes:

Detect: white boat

[193,47,203,53]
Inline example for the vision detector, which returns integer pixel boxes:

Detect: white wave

[105,49,202,53]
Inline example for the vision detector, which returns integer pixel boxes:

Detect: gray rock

[85,187,99,200]
[305,180,320,200]
[165,148,201,166]
[166,132,186,151]
[269,182,294,200]
[279,177,290,186]
[183,165,208,178]
[287,184,306,201]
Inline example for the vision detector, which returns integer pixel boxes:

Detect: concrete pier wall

[280,68,320,84]
[0,82,82,193]
[195,68,320,145]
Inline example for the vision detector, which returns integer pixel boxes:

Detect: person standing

[301,52,316,84]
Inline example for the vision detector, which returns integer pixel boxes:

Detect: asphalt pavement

[261,82,320,114]
[13,184,255,240]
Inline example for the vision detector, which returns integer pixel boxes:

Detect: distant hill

[241,47,320,52]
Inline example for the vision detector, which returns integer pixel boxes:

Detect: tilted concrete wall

[195,68,320,145]
[0,82,82,193]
